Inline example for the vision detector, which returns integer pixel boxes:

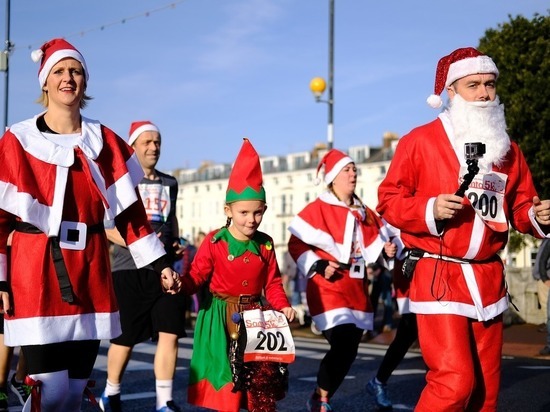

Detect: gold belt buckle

[238,294,253,305]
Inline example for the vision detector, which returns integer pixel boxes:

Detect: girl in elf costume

[288,149,404,412]
[180,138,295,412]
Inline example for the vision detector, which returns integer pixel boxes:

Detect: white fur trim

[38,49,88,87]
[409,295,508,321]
[95,153,143,222]
[312,307,373,332]
[127,232,166,268]
[128,124,160,146]
[295,250,322,278]
[426,197,440,236]
[324,155,354,184]
[4,311,121,346]
[445,56,498,87]
[10,116,103,166]
[31,48,43,63]
[396,297,411,315]
[0,165,67,237]
[427,94,443,109]
[529,205,550,238]
[288,215,346,260]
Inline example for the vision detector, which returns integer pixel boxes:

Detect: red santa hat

[315,149,354,185]
[31,38,89,87]
[128,121,160,146]
[226,138,266,203]
[427,47,499,109]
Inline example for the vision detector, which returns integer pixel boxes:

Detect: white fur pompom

[427,94,442,109]
[313,177,321,186]
[31,49,43,63]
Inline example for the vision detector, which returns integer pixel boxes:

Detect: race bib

[139,182,171,223]
[463,170,508,232]
[242,309,295,363]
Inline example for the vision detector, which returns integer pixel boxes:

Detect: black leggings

[318,323,364,398]
[376,313,418,383]
[22,340,100,379]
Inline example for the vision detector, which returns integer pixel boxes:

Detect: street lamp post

[1,0,13,131]
[309,0,334,150]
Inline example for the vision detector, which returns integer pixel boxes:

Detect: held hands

[434,193,464,220]
[160,268,182,294]
[534,196,550,226]
[281,306,296,323]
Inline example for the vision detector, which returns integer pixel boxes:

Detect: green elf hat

[226,138,266,204]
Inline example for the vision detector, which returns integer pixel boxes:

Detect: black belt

[15,221,104,304]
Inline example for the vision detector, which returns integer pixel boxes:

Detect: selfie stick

[436,142,486,232]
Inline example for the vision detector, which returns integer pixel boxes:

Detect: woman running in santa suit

[288,149,404,412]
[0,38,180,412]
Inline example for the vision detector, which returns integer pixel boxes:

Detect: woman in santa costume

[287,149,403,412]
[0,38,179,412]
[180,138,295,412]
[377,47,550,411]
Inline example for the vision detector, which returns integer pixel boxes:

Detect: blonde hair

[36,90,93,109]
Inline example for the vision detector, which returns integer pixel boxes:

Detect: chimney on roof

[383,132,399,149]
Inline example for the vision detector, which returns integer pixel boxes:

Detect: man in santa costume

[377,47,550,411]
[0,38,179,411]
[288,149,403,412]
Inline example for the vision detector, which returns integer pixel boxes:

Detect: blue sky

[0,0,547,171]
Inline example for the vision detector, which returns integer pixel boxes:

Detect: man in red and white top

[377,47,550,411]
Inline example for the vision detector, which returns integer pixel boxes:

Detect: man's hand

[534,196,550,226]
[160,268,181,294]
[434,194,464,220]
[172,239,185,257]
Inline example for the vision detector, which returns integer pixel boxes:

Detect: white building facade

[172,139,394,264]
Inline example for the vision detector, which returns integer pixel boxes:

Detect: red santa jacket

[288,191,403,331]
[377,114,547,320]
[0,115,166,346]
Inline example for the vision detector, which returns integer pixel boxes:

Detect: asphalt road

[5,328,550,411]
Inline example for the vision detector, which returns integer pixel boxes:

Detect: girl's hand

[161,268,181,294]
[281,306,296,323]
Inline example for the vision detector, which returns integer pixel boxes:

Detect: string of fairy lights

[14,0,188,52]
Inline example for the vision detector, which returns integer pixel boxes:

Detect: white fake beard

[448,94,511,168]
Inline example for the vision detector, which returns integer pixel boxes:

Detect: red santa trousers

[415,313,502,412]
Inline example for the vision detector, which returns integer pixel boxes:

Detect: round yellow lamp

[310,77,327,99]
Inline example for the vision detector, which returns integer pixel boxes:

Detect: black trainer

[9,374,31,406]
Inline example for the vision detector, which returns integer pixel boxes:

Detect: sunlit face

[132,131,161,170]
[447,73,497,103]
[43,58,86,109]
[224,200,267,240]
[331,162,357,198]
